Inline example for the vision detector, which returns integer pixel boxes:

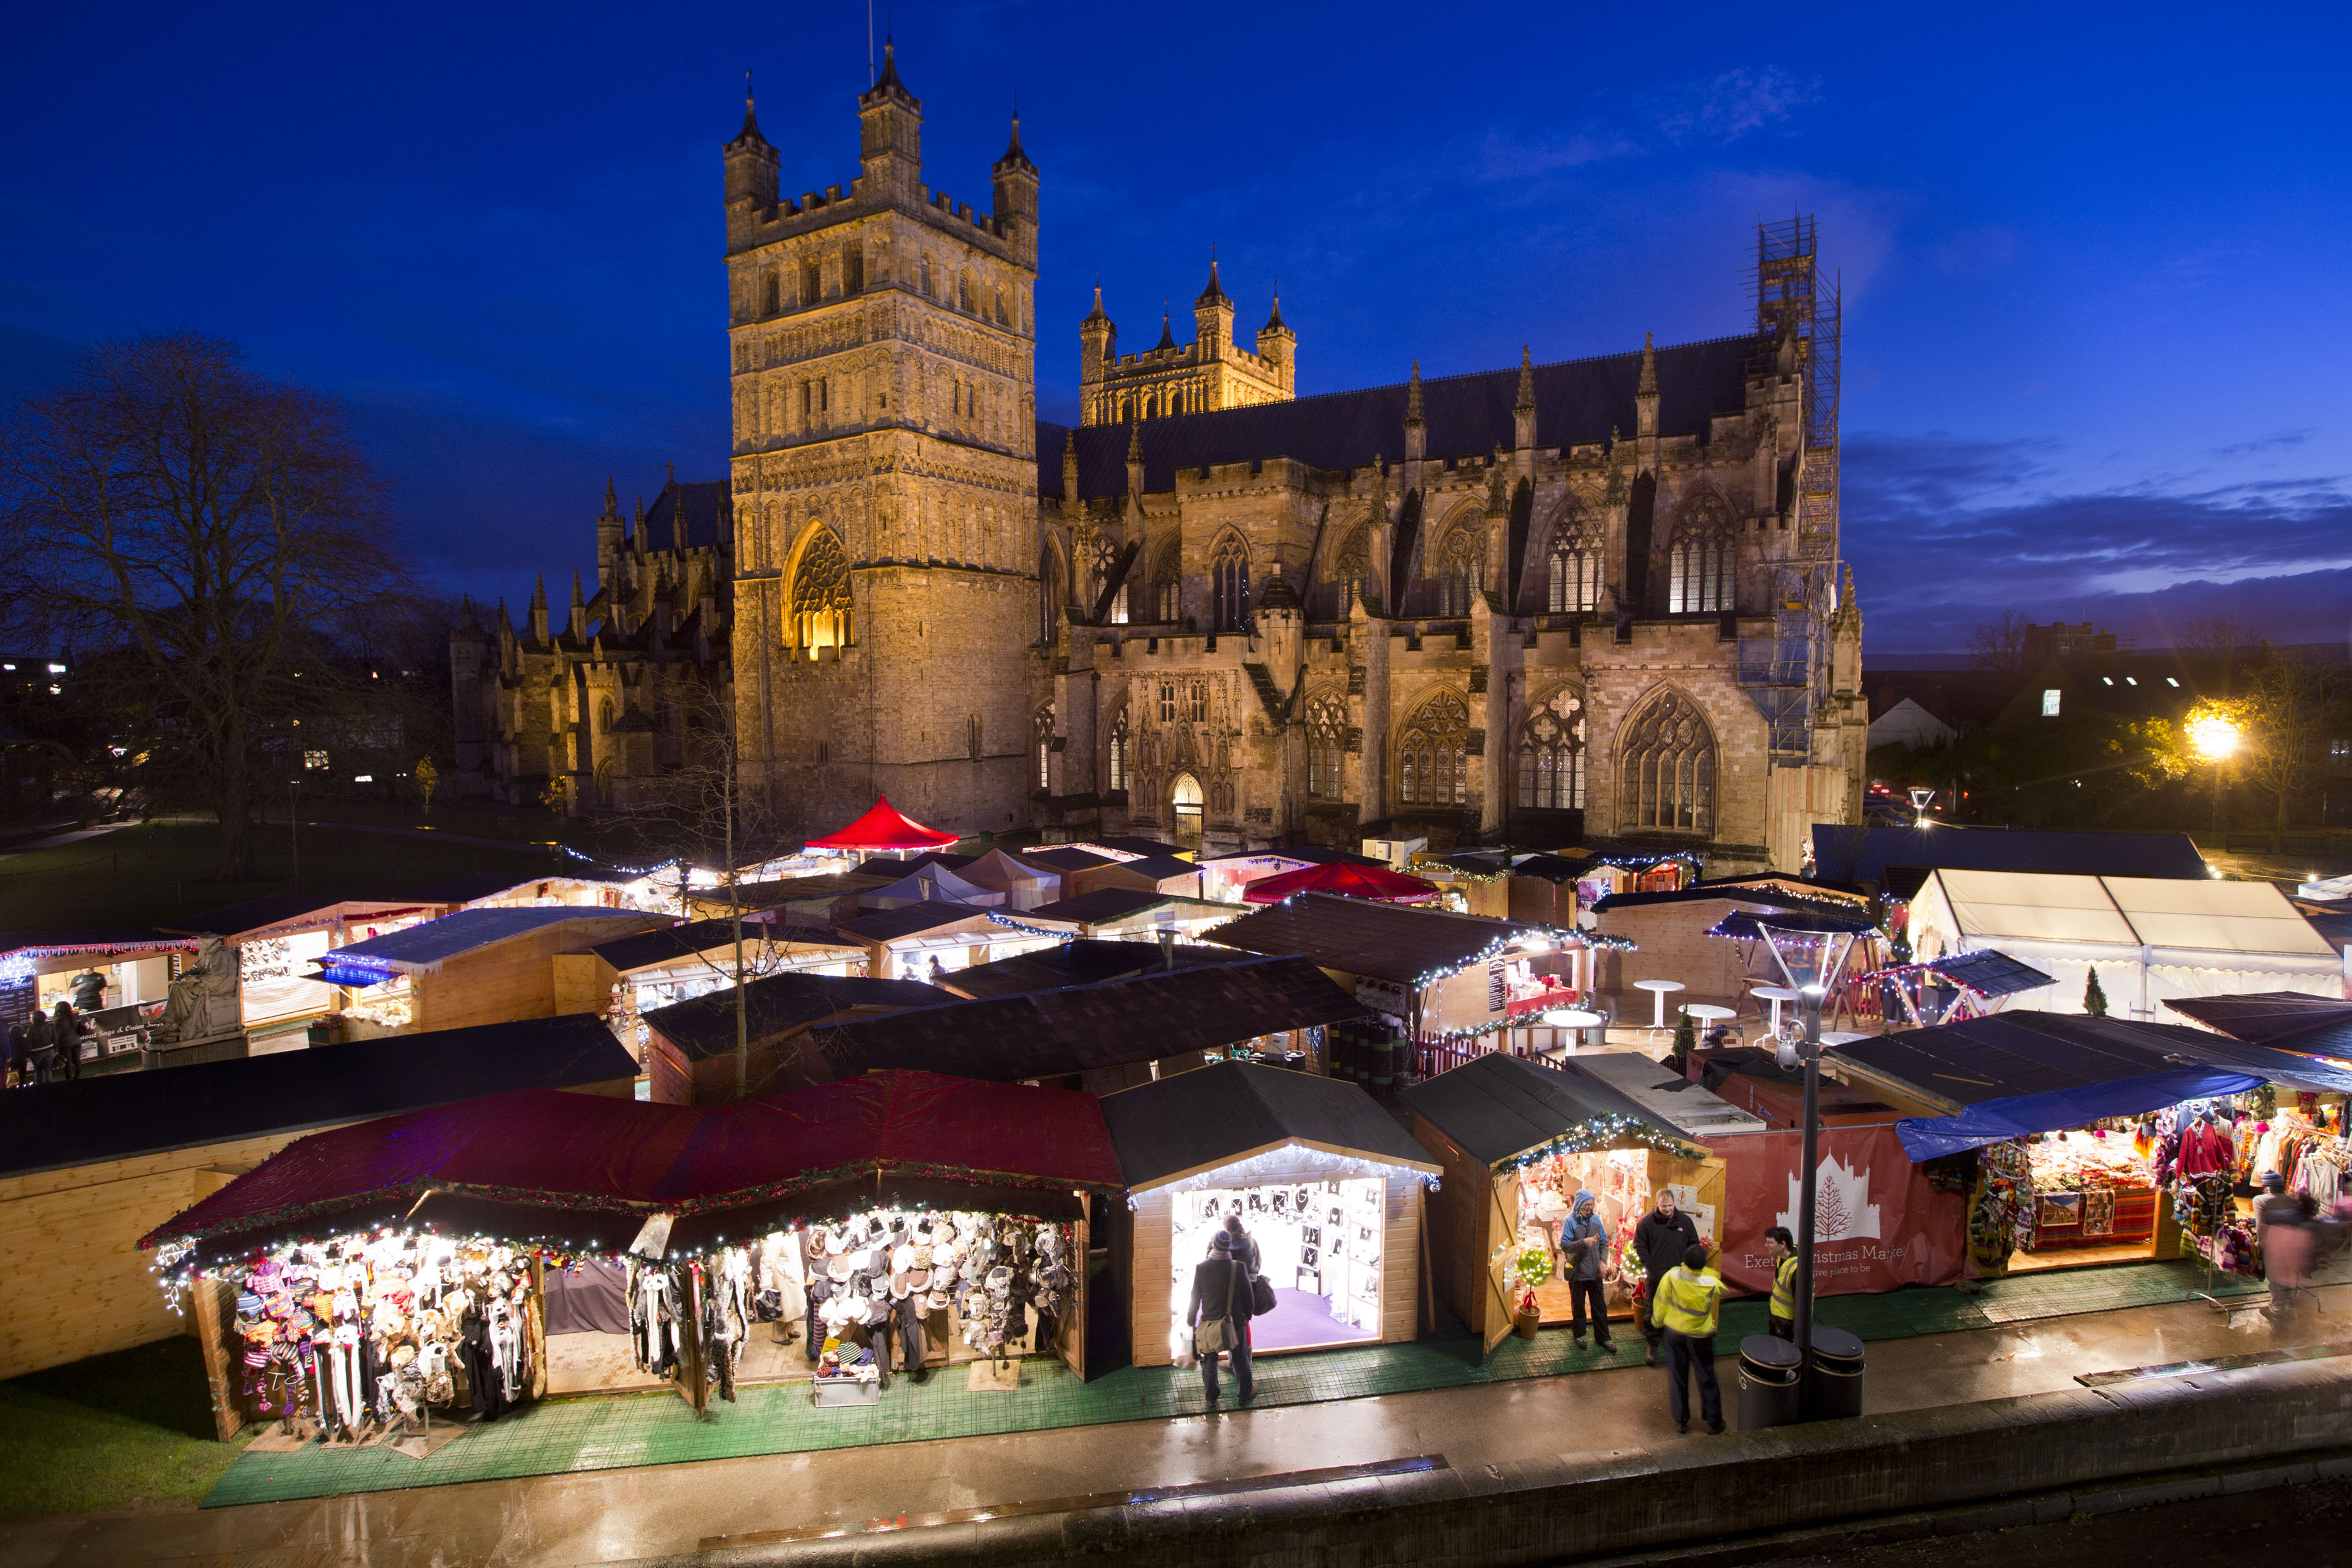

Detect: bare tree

[2239,652,2345,833]
[0,334,398,879]
[1967,610,2030,672]
[2177,613,2251,663]
[601,692,799,1098]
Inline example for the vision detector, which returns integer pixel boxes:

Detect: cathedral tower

[724,48,1042,836]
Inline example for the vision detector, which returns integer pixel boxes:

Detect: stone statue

[154,934,242,1044]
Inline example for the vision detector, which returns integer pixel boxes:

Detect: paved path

[5,1283,2343,1568]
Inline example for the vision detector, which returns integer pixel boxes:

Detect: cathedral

[461,47,1867,872]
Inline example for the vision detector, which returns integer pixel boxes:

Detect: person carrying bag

[1187,1230,1256,1406]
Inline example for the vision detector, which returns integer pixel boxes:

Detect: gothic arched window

[1434,530,1480,616]
[1516,687,1587,811]
[1149,548,1180,623]
[1397,689,1470,807]
[790,528,852,654]
[1087,537,1129,625]
[1548,517,1602,613]
[959,273,974,313]
[1210,535,1250,632]
[1038,543,1063,643]
[918,254,933,297]
[1618,687,1716,833]
[1667,492,1736,615]
[763,272,781,316]
[1108,707,1130,792]
[1306,694,1347,799]
[1034,703,1055,791]
[1329,527,1370,615]
[801,256,821,307]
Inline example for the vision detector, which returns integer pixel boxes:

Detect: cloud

[1844,432,2352,653]
[1655,68,1820,143]
[2210,428,2313,458]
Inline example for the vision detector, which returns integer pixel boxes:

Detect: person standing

[1559,1190,1615,1351]
[1187,1230,1254,1406]
[70,969,106,1013]
[51,1001,82,1082]
[23,1010,56,1086]
[1221,1212,1262,1276]
[2254,1170,2314,1316]
[1763,1227,1805,1341]
[1655,1243,1726,1435]
[1632,1189,1701,1366]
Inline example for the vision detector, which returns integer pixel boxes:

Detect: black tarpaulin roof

[0,1014,638,1180]
[1398,1051,1699,1168]
[812,955,1365,1082]
[942,939,1246,1000]
[641,973,946,1062]
[1101,1060,1438,1189]
[1836,1011,2352,1115]
[1205,893,1553,985]
[1925,950,2055,998]
[2165,992,2352,1052]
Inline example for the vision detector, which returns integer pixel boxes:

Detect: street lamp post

[1756,917,1865,1374]
[2186,706,2240,837]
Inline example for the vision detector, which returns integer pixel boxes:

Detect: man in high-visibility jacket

[1765,1226,1806,1342]
[1655,1243,1725,1434]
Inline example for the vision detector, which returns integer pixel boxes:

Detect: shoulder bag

[1193,1261,1239,1355]
[1247,1254,1277,1318]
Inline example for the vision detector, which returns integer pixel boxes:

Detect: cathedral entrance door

[1171,773,1204,847]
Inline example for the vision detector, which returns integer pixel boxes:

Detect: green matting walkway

[202,1259,2260,1509]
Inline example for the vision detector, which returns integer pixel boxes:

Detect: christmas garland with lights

[1495,1113,1708,1172]
[983,912,1082,942]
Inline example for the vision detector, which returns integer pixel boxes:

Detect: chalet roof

[1038,333,1758,501]
[640,972,945,1062]
[942,938,1247,999]
[1102,1061,1437,1191]
[329,907,663,972]
[1205,892,1555,986]
[1400,1050,1697,1168]
[809,955,1365,1082]
[587,917,859,974]
[1020,847,1116,874]
[0,1014,637,1180]
[834,902,1001,941]
[1023,888,1227,926]
[164,896,426,938]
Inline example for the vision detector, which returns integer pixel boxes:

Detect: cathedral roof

[1038,332,1758,501]
[640,480,732,551]
[995,114,1037,174]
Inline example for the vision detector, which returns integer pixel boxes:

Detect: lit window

[2042,689,2062,717]
[1306,695,1347,799]
[303,750,329,770]
[1548,524,1601,613]
[1666,493,1735,615]
[1516,687,1587,811]
[1108,709,1129,792]
[1034,704,1055,790]
[1397,689,1470,807]
[2166,677,2181,688]
[1617,689,1715,832]
[2124,677,2138,686]
[46,663,66,674]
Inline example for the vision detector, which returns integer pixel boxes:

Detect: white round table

[1542,1008,1607,1029]
[1682,1003,1736,1024]
[1632,978,1685,1029]
[1752,985,1801,1034]
[1820,1030,1871,1046]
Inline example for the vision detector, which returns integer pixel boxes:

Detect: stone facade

[1079,268,1295,427]
[450,478,733,811]
[472,54,1868,869]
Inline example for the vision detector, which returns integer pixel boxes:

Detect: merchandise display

[2022,1131,2156,1251]
[219,1229,538,1441]
[801,1206,1080,1383]
[1168,1179,1384,1352]
[1516,1148,1655,1320]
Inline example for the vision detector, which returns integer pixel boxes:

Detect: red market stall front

[142,1070,1125,1440]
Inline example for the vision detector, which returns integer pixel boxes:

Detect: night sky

[6,1,2346,655]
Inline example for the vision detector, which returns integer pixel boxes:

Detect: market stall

[1101,1061,1439,1365]
[1901,869,2345,1019]
[1836,1011,2352,1278]
[0,931,199,1071]
[1206,892,1622,1081]
[1015,888,1239,942]
[162,898,443,1044]
[570,917,867,1065]
[834,902,1062,983]
[314,907,667,1038]
[958,848,1060,911]
[140,1069,1125,1438]
[1401,1051,1715,1354]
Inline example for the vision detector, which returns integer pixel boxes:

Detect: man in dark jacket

[1187,1230,1254,1406]
[1632,1189,1701,1366]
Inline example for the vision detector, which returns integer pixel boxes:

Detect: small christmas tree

[1667,1010,1697,1074]
[2083,966,2109,1017]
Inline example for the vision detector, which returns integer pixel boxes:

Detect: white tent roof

[866,862,1003,907]
[1932,869,2336,960]
[959,847,1058,892]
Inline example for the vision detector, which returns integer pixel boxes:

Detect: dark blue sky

[6,1,2347,653]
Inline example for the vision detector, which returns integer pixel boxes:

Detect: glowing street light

[2186,707,2241,761]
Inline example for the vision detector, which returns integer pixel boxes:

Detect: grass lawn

[0,1338,247,1518]
[0,818,573,931]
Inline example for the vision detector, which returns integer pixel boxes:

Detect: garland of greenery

[1495,1113,1708,1172]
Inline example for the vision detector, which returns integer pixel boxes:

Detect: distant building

[1867,696,1957,751]
[2021,622,2120,665]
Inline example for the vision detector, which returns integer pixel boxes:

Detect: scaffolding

[1740,216,1843,759]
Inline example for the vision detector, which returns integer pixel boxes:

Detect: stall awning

[1101,1060,1438,1192]
[1924,950,2054,998]
[1239,861,1441,905]
[1398,1051,1704,1167]
[142,1069,1125,1261]
[804,795,960,852]
[327,907,664,974]
[1833,1011,2352,1160]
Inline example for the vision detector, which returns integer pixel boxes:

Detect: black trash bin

[1804,1326,1865,1419]
[1737,1333,1803,1430]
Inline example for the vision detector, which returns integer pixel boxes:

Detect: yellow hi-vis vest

[1770,1254,1804,1321]
[1655,1264,1724,1337]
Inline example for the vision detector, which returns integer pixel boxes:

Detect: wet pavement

[5,1282,2345,1567]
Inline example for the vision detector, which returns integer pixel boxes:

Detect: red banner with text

[1700,1127,1968,1297]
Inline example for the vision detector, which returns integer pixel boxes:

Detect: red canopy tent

[1241,859,1442,905]
[142,1069,1125,1265]
[805,795,960,852]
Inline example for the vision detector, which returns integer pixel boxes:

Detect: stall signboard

[1701,1127,1966,1297]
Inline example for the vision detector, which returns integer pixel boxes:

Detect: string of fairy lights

[1495,1113,1708,1172]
